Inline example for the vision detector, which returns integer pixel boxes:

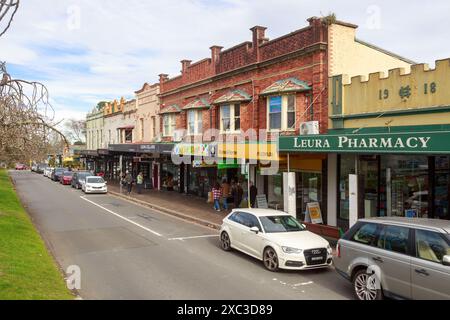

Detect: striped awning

[213,89,252,105]
[260,77,311,96]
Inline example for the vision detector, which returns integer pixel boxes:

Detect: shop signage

[172,143,212,157]
[279,131,450,154]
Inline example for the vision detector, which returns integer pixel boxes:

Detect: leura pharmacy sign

[279,131,450,154]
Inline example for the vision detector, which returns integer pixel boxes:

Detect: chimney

[210,46,223,74]
[159,73,169,83]
[181,60,192,74]
[250,26,267,61]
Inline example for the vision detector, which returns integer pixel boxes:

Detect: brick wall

[159,17,329,141]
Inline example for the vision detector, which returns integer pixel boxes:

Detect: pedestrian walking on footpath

[136,172,144,194]
[234,181,243,209]
[212,182,222,212]
[249,181,258,208]
[221,178,230,210]
[125,171,133,195]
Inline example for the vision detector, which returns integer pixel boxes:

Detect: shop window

[267,173,283,209]
[338,154,356,221]
[434,156,449,219]
[382,155,429,218]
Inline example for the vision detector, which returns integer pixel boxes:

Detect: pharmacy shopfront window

[382,155,429,218]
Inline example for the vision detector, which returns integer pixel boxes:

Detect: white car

[82,176,108,194]
[44,167,53,178]
[220,209,333,271]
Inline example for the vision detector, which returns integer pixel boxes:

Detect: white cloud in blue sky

[2,0,450,122]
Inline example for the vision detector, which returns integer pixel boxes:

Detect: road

[10,171,353,300]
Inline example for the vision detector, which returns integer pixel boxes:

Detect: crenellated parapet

[329,58,450,129]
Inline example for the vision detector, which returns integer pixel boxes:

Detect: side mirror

[443,255,450,267]
[104,181,108,184]
[301,224,307,229]
[250,226,260,234]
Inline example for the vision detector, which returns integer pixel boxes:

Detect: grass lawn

[0,170,74,300]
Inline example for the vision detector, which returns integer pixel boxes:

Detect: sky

[1,0,450,124]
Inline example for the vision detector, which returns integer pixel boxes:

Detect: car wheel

[353,269,383,301]
[263,247,279,272]
[220,232,231,251]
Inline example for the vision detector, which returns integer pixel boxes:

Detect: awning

[213,90,252,105]
[260,77,311,96]
[182,98,210,110]
[109,143,175,154]
[117,125,135,130]
[159,104,181,114]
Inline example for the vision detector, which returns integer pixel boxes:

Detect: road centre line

[168,235,219,241]
[80,196,163,237]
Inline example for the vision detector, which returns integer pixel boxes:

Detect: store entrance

[359,156,381,219]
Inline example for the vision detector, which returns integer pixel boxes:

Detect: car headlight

[327,245,333,254]
[282,246,303,254]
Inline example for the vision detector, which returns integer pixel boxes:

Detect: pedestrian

[136,172,144,194]
[234,182,243,209]
[125,171,133,195]
[166,174,174,191]
[221,178,230,210]
[212,182,222,212]
[250,181,258,208]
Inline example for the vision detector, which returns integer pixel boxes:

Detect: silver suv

[334,217,450,300]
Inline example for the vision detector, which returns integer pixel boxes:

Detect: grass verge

[0,170,74,300]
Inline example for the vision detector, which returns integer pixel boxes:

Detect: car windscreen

[87,177,104,184]
[259,215,306,233]
[63,171,72,176]
[77,173,90,179]
[55,169,64,173]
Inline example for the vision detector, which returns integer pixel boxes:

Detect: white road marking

[80,196,163,237]
[294,281,314,287]
[168,234,219,241]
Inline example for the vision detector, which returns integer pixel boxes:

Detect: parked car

[44,167,54,178]
[220,208,333,271]
[82,176,108,194]
[60,171,73,185]
[15,164,27,170]
[334,217,450,300]
[52,168,66,182]
[31,164,37,172]
[36,163,46,174]
[71,171,93,189]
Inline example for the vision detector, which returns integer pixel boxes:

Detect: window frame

[377,225,412,256]
[350,222,382,247]
[266,94,296,132]
[163,114,176,137]
[220,104,241,133]
[124,129,133,143]
[187,109,203,136]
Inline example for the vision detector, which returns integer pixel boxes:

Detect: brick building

[157,16,413,212]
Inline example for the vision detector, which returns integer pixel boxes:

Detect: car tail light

[336,243,341,258]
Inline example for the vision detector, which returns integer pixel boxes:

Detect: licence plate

[311,257,323,261]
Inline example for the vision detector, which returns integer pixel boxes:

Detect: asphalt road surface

[10,171,353,300]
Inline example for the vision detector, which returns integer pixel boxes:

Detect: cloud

[1,0,450,123]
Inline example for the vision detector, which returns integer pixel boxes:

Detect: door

[239,213,265,259]
[411,229,450,299]
[368,225,412,299]
[227,212,246,251]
